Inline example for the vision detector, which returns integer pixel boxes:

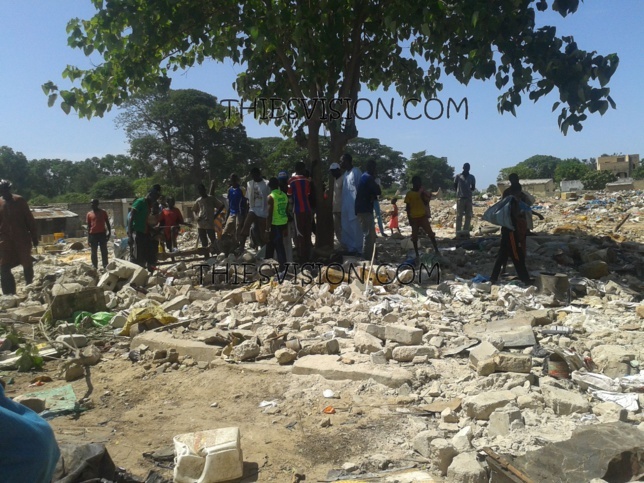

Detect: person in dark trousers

[265,177,289,273]
[490,173,544,284]
[222,174,246,247]
[287,162,313,262]
[404,175,439,261]
[454,162,476,237]
[355,159,381,260]
[128,187,160,271]
[159,196,188,252]
[0,180,38,295]
[86,199,111,269]
[193,182,224,251]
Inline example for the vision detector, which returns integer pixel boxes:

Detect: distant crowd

[0,159,548,294]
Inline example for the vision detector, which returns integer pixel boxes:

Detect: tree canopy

[44,0,620,247]
[553,158,591,182]
[582,170,616,190]
[117,89,256,187]
[405,152,454,190]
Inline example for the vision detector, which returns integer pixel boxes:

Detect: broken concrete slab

[493,353,533,373]
[412,429,442,459]
[463,390,516,420]
[292,355,412,388]
[447,452,486,483]
[591,345,637,379]
[354,331,384,354]
[488,405,524,437]
[48,287,107,321]
[384,325,423,345]
[513,423,644,483]
[11,305,47,323]
[542,385,591,416]
[391,346,439,362]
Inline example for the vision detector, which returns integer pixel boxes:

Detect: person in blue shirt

[0,380,60,482]
[355,159,381,260]
[221,174,246,251]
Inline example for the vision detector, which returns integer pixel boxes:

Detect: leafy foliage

[346,138,405,188]
[405,152,454,191]
[582,170,617,190]
[16,343,44,372]
[486,184,499,195]
[90,177,134,199]
[553,159,591,182]
[632,166,644,180]
[117,89,256,186]
[44,0,620,246]
[498,155,562,181]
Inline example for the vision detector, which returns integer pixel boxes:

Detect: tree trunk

[307,123,333,250]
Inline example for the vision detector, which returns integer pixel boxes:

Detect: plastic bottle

[541,326,574,335]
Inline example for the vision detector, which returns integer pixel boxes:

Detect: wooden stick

[614,213,630,233]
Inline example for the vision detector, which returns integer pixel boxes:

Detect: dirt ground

[4,355,424,482]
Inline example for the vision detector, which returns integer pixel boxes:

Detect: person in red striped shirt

[287,162,312,262]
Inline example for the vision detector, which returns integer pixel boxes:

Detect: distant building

[605,179,635,192]
[31,207,81,237]
[497,178,555,197]
[560,180,584,192]
[596,154,640,179]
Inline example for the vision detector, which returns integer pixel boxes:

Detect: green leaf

[472,11,479,28]
[607,95,616,110]
[61,102,71,114]
[48,93,58,107]
[551,101,560,112]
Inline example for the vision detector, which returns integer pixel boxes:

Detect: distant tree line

[497,154,644,190]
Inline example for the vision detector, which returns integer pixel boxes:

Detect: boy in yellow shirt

[404,175,439,261]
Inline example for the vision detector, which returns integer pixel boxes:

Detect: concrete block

[468,341,498,375]
[430,438,457,476]
[447,452,487,483]
[488,406,524,437]
[542,386,591,416]
[463,390,516,420]
[55,334,88,348]
[451,426,473,453]
[354,331,384,354]
[412,429,442,458]
[292,354,412,388]
[357,323,385,340]
[98,272,119,291]
[493,353,533,373]
[392,345,439,362]
[162,295,190,312]
[385,324,423,345]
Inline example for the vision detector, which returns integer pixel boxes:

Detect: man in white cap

[329,162,344,249]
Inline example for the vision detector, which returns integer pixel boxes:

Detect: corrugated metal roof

[31,208,78,219]
[498,179,554,185]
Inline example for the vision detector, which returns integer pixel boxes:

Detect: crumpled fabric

[118,305,177,336]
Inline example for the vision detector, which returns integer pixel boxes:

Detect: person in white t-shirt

[238,167,270,251]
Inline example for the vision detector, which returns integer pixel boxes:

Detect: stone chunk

[354,331,383,354]
[275,348,297,365]
[468,341,498,376]
[637,305,644,319]
[542,386,591,416]
[412,429,442,458]
[451,426,473,453]
[385,325,423,345]
[578,260,609,279]
[370,351,387,365]
[493,353,532,373]
[430,438,458,476]
[463,390,516,420]
[55,334,88,348]
[592,402,628,423]
[162,296,190,312]
[291,304,307,317]
[14,396,46,413]
[591,345,636,379]
[441,408,459,424]
[12,305,47,323]
[309,339,340,355]
[232,340,260,361]
[64,364,85,382]
[488,405,524,437]
[447,452,487,483]
[356,323,385,340]
[392,345,438,362]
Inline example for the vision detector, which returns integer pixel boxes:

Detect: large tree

[405,152,454,190]
[498,154,562,181]
[116,89,257,186]
[553,158,591,182]
[44,0,619,247]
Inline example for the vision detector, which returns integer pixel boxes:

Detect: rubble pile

[1,191,643,482]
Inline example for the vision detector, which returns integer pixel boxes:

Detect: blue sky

[0,1,642,188]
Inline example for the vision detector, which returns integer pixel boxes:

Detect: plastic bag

[72,311,115,328]
[113,238,129,260]
[482,196,514,230]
